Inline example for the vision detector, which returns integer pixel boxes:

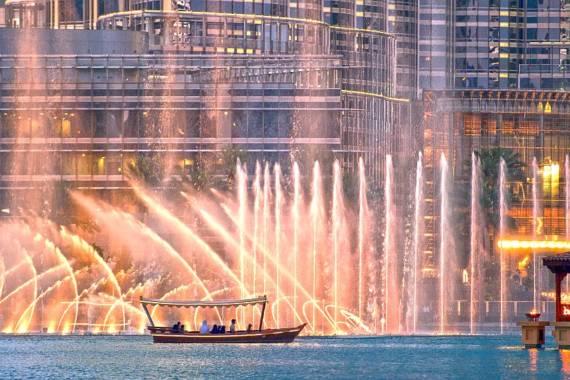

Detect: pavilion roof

[543,253,570,274]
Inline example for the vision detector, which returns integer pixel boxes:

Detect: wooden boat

[140,295,306,344]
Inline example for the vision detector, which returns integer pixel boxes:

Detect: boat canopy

[140,295,267,308]
[140,295,269,329]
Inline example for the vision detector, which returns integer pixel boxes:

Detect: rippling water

[0,335,567,379]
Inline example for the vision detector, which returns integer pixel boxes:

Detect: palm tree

[128,152,165,187]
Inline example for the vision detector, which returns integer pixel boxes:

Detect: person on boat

[172,322,180,333]
[180,324,185,333]
[229,319,237,333]
[246,323,253,333]
[219,325,226,333]
[210,324,219,334]
[200,320,208,334]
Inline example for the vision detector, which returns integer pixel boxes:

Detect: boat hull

[149,324,306,344]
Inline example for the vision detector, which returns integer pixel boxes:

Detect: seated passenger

[180,324,185,333]
[247,323,253,333]
[219,325,226,334]
[172,323,179,333]
[210,324,219,334]
[229,319,237,333]
[200,320,209,334]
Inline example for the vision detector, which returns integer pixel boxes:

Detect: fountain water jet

[358,157,368,320]
[237,161,247,326]
[274,163,283,328]
[566,155,570,293]
[499,158,507,334]
[383,155,399,333]
[253,162,262,296]
[566,155,570,240]
[292,162,301,324]
[439,153,454,334]
[332,160,343,332]
[469,153,481,335]
[532,157,540,309]
[262,163,271,296]
[310,161,324,333]
[412,153,423,334]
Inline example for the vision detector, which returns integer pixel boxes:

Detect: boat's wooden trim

[149,323,306,344]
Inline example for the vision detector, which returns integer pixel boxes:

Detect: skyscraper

[0,0,409,207]
[420,2,570,296]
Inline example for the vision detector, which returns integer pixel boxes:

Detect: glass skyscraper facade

[0,0,411,203]
[454,0,570,90]
[418,2,570,290]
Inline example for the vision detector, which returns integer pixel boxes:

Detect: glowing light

[498,239,570,251]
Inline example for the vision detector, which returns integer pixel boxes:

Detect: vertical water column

[237,160,247,326]
[292,162,301,324]
[439,153,450,334]
[253,162,262,296]
[332,160,342,332]
[274,163,283,328]
[358,157,367,320]
[566,155,570,240]
[469,152,480,334]
[412,153,423,334]
[262,163,270,296]
[566,156,570,293]
[310,161,323,333]
[383,155,399,333]
[532,158,539,310]
[499,158,507,334]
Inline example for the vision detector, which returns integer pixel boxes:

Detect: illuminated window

[543,160,560,198]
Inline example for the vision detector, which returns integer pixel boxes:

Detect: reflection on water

[528,348,538,372]
[561,350,570,377]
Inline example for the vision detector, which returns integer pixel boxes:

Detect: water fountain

[532,157,540,310]
[470,152,481,334]
[383,155,399,333]
[564,154,570,240]
[499,158,507,334]
[0,150,563,335]
[411,153,423,334]
[439,154,455,334]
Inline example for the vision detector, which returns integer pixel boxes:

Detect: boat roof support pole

[259,298,267,331]
[141,299,155,327]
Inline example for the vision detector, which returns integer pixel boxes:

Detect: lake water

[0,334,568,379]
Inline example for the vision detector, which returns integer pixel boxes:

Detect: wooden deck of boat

[149,324,306,344]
